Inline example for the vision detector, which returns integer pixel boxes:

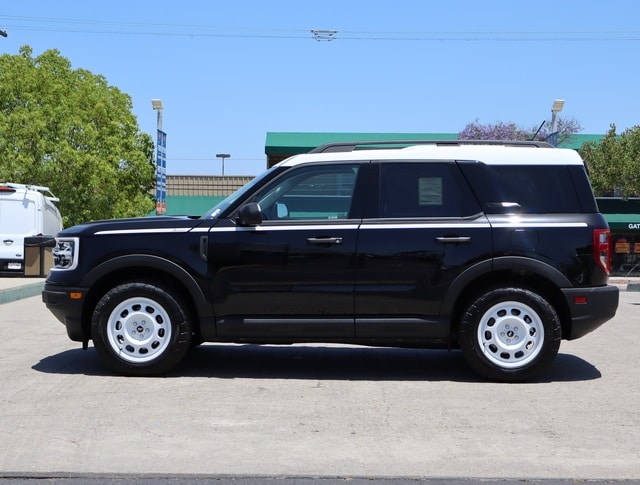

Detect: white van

[0,183,63,274]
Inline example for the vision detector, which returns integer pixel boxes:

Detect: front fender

[81,254,210,315]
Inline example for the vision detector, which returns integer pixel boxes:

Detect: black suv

[42,140,619,381]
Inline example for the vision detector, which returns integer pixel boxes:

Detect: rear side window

[378,162,481,218]
[459,162,582,214]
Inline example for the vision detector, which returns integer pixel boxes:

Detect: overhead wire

[2,15,640,41]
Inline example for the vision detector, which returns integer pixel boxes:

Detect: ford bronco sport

[42,140,619,381]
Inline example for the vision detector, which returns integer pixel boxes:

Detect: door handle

[307,237,343,246]
[199,236,208,261]
[435,236,472,245]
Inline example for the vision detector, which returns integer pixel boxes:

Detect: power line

[3,15,640,41]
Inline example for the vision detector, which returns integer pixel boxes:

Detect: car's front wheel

[459,287,561,382]
[91,281,192,376]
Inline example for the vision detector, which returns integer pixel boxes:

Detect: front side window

[252,164,360,221]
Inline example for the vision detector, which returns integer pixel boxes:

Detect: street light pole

[216,153,230,176]
[547,99,565,147]
[151,99,163,131]
[550,99,565,133]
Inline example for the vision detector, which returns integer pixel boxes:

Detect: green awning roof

[265,132,458,156]
[265,132,604,156]
[604,213,640,231]
[147,196,226,217]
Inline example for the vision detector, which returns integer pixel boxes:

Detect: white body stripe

[209,224,361,232]
[95,221,588,235]
[490,222,588,228]
[95,227,192,235]
[360,222,490,230]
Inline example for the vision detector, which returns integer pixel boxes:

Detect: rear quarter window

[459,162,582,214]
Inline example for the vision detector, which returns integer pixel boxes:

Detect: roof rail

[308,139,554,153]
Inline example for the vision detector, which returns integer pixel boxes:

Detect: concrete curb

[0,281,45,305]
[628,283,640,292]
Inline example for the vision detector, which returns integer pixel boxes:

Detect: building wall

[598,198,640,276]
[167,175,254,196]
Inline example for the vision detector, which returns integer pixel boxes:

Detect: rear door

[354,160,492,341]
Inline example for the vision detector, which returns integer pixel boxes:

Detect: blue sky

[2,1,639,176]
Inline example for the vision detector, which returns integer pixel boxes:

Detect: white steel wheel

[106,296,172,364]
[91,281,192,376]
[459,287,561,382]
[476,300,544,368]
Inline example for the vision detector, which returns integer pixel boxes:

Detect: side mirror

[237,203,263,227]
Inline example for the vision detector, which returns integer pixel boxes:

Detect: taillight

[593,229,611,275]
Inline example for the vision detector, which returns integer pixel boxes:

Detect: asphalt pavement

[1,274,639,484]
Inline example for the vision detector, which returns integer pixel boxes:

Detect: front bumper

[42,285,89,342]
[562,284,619,340]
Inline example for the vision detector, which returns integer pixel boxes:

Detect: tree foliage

[0,46,155,227]
[580,124,640,198]
[459,117,582,145]
[458,119,531,141]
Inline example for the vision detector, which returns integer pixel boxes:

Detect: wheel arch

[441,257,573,343]
[79,255,210,341]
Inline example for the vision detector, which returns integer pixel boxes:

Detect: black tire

[458,287,561,382]
[91,281,192,376]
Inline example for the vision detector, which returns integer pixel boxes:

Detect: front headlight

[52,237,80,271]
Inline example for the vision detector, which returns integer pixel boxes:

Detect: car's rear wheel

[91,281,192,376]
[459,287,561,382]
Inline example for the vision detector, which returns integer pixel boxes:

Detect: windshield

[201,166,282,219]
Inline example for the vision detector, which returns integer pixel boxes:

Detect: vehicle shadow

[33,343,601,383]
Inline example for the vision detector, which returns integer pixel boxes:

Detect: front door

[208,163,366,339]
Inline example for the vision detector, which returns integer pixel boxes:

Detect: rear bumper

[42,285,88,342]
[0,258,23,273]
[562,284,619,340]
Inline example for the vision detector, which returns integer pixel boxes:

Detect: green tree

[0,46,155,226]
[580,124,640,198]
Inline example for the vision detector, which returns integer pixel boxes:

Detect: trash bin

[24,236,56,277]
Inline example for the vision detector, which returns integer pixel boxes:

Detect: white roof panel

[278,144,584,167]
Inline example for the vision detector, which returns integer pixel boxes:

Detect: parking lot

[0,286,639,481]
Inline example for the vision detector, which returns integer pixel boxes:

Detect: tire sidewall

[91,281,192,376]
[459,287,561,382]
